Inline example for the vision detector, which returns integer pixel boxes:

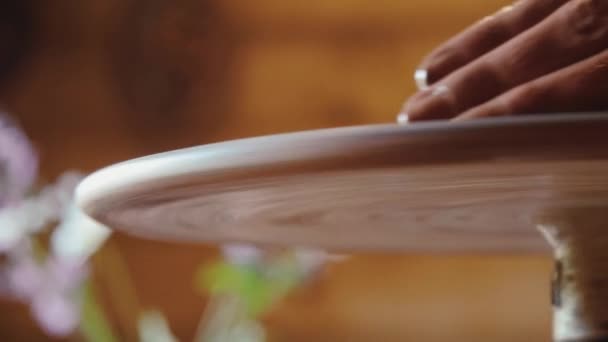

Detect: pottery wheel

[76,113,608,253]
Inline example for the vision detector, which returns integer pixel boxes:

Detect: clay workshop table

[77,113,608,341]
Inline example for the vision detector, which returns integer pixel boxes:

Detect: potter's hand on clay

[401,0,608,122]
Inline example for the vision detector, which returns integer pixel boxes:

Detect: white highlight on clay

[414,69,428,90]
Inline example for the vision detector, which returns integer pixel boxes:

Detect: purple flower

[31,287,80,337]
[0,112,37,206]
[7,245,39,299]
[0,113,94,337]
[0,169,99,338]
[6,246,86,337]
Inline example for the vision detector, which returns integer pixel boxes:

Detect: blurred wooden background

[0,0,553,341]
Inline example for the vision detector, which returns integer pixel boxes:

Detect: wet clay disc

[76,113,608,253]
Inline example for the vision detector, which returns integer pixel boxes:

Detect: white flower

[0,171,89,251]
[221,244,263,266]
[51,202,110,262]
[139,310,178,342]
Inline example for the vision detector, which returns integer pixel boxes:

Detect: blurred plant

[0,113,37,207]
[138,310,178,342]
[0,110,345,341]
[194,244,345,342]
[0,110,196,341]
[0,111,114,339]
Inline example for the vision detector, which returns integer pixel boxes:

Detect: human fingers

[404,0,608,121]
[415,0,570,89]
[455,49,608,120]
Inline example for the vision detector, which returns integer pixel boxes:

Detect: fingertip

[406,85,458,121]
[416,48,467,88]
[412,0,532,92]
[399,87,432,122]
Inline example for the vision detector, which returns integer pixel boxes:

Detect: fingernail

[396,113,409,125]
[414,69,429,90]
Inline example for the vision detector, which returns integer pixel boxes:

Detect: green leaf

[80,280,118,342]
[195,255,309,317]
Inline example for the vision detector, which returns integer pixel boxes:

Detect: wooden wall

[0,0,552,340]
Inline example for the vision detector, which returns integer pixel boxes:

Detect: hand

[400,0,608,122]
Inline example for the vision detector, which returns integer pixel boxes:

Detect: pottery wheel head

[76,113,608,253]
